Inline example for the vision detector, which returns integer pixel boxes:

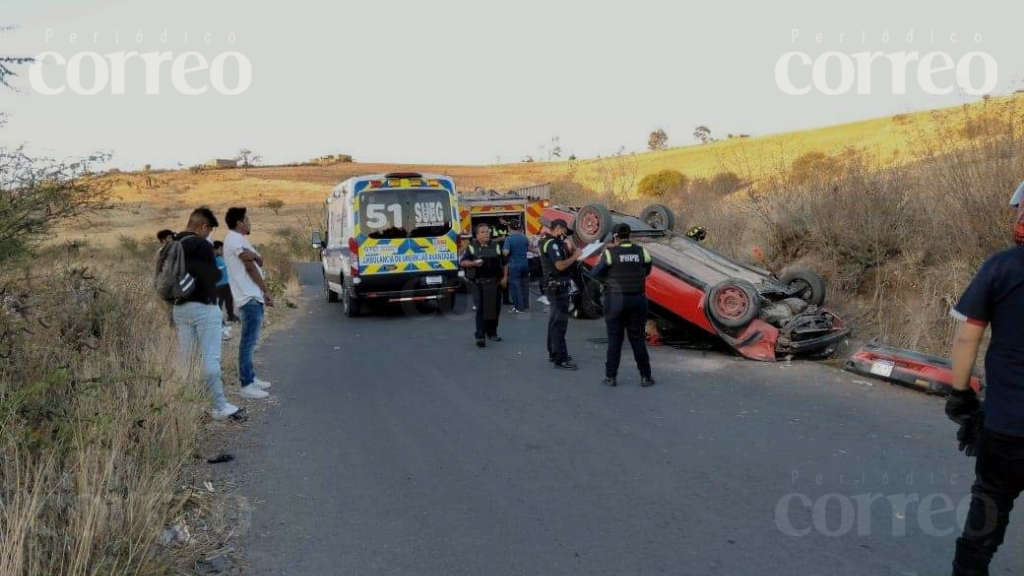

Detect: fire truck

[457,183,551,246]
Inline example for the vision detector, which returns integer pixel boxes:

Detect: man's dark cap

[613,223,631,238]
[550,219,568,230]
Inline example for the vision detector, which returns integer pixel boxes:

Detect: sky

[1,0,1022,170]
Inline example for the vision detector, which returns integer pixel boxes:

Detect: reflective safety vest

[466,241,503,280]
[602,242,651,295]
[540,234,569,281]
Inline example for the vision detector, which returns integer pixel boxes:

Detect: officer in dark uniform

[540,219,580,370]
[590,223,655,387]
[945,230,1024,575]
[461,223,508,347]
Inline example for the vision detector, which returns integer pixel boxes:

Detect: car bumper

[352,270,461,301]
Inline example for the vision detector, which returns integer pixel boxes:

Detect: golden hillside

[67,93,1023,247]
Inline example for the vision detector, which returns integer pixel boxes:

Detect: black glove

[945,388,980,425]
[957,411,985,458]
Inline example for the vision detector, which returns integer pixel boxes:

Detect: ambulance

[313,173,462,317]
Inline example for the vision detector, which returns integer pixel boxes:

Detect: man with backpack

[156,207,240,420]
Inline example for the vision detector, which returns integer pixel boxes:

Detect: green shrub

[637,169,687,198]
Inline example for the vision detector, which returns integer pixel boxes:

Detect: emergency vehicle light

[384,172,422,179]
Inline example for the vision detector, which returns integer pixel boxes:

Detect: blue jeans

[239,300,265,387]
[173,302,228,411]
[509,263,530,311]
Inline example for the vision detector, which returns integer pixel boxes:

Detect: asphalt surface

[231,264,1022,576]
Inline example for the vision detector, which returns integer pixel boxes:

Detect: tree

[592,147,640,198]
[693,125,712,144]
[637,169,687,198]
[648,129,668,151]
[236,148,262,168]
[262,198,285,215]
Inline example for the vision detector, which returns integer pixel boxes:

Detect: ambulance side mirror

[311,231,325,249]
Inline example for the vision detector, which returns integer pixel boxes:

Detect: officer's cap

[550,219,569,230]
[613,223,631,238]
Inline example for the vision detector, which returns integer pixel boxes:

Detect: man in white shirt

[224,207,275,400]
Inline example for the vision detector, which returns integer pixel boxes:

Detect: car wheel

[324,273,339,302]
[341,281,360,318]
[778,267,827,307]
[573,203,614,244]
[639,203,676,231]
[707,278,760,330]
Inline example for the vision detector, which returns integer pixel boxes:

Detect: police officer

[945,224,1024,575]
[590,223,655,387]
[461,223,508,348]
[540,219,580,370]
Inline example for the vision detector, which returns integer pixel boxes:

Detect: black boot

[603,377,617,387]
[641,376,655,387]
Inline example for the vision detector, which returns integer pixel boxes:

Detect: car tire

[573,203,614,244]
[707,278,760,330]
[639,203,676,231]
[341,281,360,318]
[778,267,827,307]
[324,273,339,302]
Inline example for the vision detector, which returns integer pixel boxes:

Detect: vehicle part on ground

[639,203,676,231]
[573,203,614,244]
[779,267,827,307]
[707,278,761,330]
[775,309,844,354]
[844,339,983,395]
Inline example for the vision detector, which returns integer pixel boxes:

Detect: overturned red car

[543,203,850,362]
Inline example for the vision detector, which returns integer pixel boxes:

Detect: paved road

[232,264,1022,576]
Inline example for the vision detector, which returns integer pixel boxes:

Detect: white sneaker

[221,326,232,341]
[254,377,272,390]
[211,402,241,420]
[239,385,270,399]
[537,295,550,305]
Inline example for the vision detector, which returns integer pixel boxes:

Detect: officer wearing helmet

[590,222,655,387]
[685,225,707,243]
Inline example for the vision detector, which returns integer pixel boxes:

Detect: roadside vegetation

[0,144,306,574]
